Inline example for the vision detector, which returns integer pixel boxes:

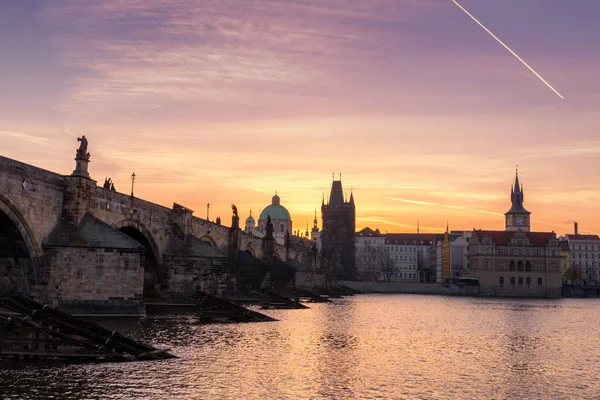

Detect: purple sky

[1,0,600,234]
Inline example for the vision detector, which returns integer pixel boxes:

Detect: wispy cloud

[0,130,50,144]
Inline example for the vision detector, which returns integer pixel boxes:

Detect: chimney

[574,222,579,235]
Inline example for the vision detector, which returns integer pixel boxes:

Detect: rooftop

[472,230,557,247]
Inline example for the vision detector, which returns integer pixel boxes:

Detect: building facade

[559,240,571,283]
[469,171,562,297]
[383,233,441,282]
[564,233,600,284]
[355,227,385,280]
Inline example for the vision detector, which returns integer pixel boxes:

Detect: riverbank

[338,280,480,296]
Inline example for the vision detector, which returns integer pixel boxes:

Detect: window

[499,276,504,286]
[518,277,523,285]
[538,278,543,286]
[498,248,505,255]
[536,262,543,270]
[510,277,516,285]
[497,261,505,269]
[485,261,490,268]
[510,261,516,271]
[526,277,531,286]
[280,224,284,232]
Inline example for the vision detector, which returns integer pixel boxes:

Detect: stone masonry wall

[0,156,65,258]
[163,256,229,299]
[43,247,145,315]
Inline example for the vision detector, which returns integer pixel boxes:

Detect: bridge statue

[265,214,274,240]
[76,135,90,160]
[231,204,240,230]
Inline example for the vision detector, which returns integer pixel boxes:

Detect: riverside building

[469,171,562,297]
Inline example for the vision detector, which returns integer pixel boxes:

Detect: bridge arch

[114,219,162,297]
[199,234,218,249]
[0,194,40,295]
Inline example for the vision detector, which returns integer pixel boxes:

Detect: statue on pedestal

[265,215,274,240]
[72,135,91,178]
[76,135,90,160]
[231,204,240,230]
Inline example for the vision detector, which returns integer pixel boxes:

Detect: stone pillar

[262,216,275,260]
[72,156,90,178]
[228,227,240,258]
[63,136,97,223]
[62,176,97,224]
[228,205,241,258]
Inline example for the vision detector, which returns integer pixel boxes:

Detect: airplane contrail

[452,0,565,100]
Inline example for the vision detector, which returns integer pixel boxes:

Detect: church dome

[259,193,291,221]
[246,214,255,224]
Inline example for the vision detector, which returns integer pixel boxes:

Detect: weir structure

[0,138,323,315]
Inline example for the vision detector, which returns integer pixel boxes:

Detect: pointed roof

[43,213,145,250]
[329,180,344,206]
[506,170,530,214]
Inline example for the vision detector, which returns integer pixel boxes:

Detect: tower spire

[505,168,530,232]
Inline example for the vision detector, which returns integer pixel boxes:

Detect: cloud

[0,130,50,145]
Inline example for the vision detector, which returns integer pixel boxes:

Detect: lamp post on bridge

[207,203,210,221]
[131,172,136,197]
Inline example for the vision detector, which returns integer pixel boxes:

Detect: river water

[1,295,600,399]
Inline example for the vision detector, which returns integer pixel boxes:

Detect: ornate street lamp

[131,172,136,197]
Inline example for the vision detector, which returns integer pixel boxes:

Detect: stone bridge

[0,140,321,315]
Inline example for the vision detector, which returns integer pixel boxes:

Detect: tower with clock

[505,169,530,232]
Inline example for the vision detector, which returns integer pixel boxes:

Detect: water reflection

[1,296,599,399]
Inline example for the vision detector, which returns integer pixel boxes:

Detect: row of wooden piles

[195,285,364,321]
[0,295,176,362]
[0,286,364,362]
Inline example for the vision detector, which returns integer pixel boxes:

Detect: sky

[1,0,600,236]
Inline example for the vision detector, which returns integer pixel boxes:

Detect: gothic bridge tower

[320,174,356,278]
